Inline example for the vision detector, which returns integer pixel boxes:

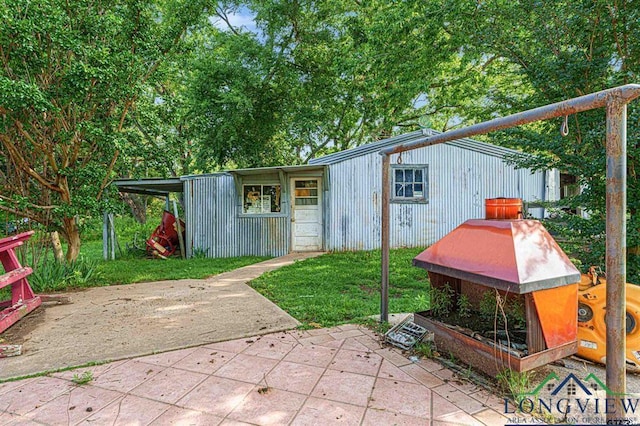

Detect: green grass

[71,371,94,385]
[94,253,270,286]
[4,231,269,291]
[249,248,431,328]
[76,240,270,287]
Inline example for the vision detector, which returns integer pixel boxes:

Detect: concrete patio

[0,253,323,380]
[0,324,512,425]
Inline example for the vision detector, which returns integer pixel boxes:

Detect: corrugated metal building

[117,130,560,258]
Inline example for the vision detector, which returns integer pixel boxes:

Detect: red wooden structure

[0,231,41,333]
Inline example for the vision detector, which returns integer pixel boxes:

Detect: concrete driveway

[0,253,323,380]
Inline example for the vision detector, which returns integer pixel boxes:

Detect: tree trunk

[50,231,65,263]
[61,217,81,262]
[120,193,147,224]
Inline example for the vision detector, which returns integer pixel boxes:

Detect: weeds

[457,294,472,318]
[497,369,532,404]
[429,284,454,317]
[29,257,102,293]
[191,247,210,259]
[414,293,429,311]
[479,290,526,331]
[414,341,435,358]
[358,318,392,335]
[71,371,94,385]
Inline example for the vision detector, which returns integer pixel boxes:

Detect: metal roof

[179,165,324,180]
[226,164,325,176]
[309,129,524,165]
[113,178,183,196]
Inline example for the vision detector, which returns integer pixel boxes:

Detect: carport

[109,178,185,260]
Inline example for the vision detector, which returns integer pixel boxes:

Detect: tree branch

[0,134,61,193]
[0,195,58,210]
[96,150,119,201]
[0,204,45,224]
[215,7,241,37]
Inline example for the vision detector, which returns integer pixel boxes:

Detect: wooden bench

[0,231,41,333]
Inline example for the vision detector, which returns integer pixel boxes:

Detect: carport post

[380,154,390,323]
[102,212,108,260]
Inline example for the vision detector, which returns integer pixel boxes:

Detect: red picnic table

[0,231,41,334]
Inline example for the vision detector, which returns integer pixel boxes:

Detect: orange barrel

[485,198,523,219]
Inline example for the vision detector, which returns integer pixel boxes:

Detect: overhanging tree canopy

[0,0,212,260]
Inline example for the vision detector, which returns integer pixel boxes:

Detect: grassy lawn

[12,235,270,293]
[94,254,270,286]
[249,248,431,328]
[80,240,270,286]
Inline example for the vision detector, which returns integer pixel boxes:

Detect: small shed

[116,129,560,258]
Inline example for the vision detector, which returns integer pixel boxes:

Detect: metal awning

[113,178,183,196]
[227,164,325,176]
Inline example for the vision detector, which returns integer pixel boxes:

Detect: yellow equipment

[577,267,640,371]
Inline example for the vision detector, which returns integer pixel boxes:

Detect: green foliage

[65,237,268,286]
[29,257,102,293]
[457,294,472,319]
[439,0,640,281]
[358,318,392,335]
[71,371,94,386]
[191,247,210,259]
[414,341,435,358]
[479,291,526,331]
[497,369,532,404]
[184,1,494,170]
[413,293,430,311]
[249,248,430,327]
[429,284,455,318]
[0,0,212,261]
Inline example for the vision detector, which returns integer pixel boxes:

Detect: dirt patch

[1,306,46,345]
[358,284,376,295]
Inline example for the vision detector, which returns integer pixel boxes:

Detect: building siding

[183,174,289,258]
[324,143,550,252]
[182,134,555,257]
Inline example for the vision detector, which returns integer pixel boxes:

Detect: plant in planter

[457,294,472,318]
[429,283,454,317]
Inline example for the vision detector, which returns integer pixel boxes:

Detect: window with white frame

[243,184,282,214]
[392,165,428,202]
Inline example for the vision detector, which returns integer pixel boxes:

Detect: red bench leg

[0,242,41,333]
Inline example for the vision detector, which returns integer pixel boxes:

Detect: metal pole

[173,200,186,259]
[381,154,390,323]
[102,212,108,261]
[109,213,115,261]
[606,94,627,422]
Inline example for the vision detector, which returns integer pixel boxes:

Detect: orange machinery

[577,267,640,371]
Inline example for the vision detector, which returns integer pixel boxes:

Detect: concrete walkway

[0,252,323,380]
[0,324,512,425]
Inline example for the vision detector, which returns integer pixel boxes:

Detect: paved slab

[0,325,516,425]
[0,253,323,380]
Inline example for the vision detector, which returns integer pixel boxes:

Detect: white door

[291,178,322,251]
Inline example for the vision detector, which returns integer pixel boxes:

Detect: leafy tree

[187,1,499,169]
[442,0,640,280]
[0,0,212,260]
